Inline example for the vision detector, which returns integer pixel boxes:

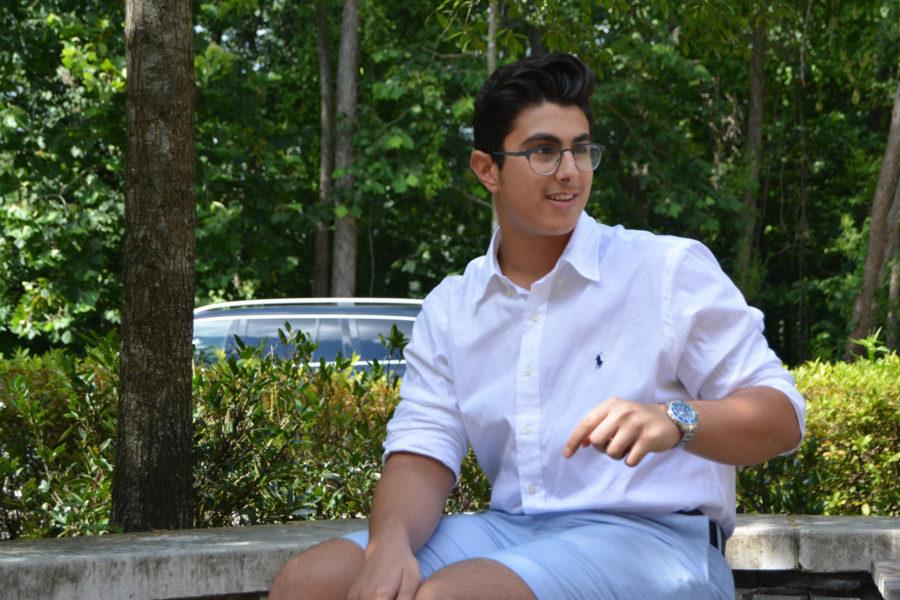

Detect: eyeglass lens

[530,145,602,175]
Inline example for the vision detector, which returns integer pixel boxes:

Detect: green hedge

[1,334,897,539]
[737,353,899,516]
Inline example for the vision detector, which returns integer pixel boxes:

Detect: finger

[587,420,618,452]
[602,425,640,460]
[624,437,652,467]
[563,402,610,457]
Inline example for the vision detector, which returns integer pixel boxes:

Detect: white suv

[193,298,422,371]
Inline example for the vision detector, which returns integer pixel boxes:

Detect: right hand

[346,538,421,600]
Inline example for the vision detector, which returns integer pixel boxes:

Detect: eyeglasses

[492,143,604,176]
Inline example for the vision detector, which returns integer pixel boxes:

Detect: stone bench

[1,515,897,599]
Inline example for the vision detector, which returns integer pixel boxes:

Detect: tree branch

[451,185,492,210]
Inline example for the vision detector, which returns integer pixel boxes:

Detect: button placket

[515,285,549,510]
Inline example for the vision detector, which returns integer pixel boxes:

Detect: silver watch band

[666,400,698,450]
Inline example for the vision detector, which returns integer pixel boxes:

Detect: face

[471,102,593,245]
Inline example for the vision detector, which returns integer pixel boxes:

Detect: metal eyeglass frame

[491,143,604,176]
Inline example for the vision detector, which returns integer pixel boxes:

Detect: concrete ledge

[873,560,900,600]
[0,515,897,600]
[727,515,900,572]
[0,520,362,600]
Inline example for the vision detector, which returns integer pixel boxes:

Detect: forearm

[683,386,802,466]
[367,451,455,554]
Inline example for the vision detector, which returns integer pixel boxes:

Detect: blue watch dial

[671,401,697,425]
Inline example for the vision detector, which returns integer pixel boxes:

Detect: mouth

[545,191,579,206]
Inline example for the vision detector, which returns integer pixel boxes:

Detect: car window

[217,317,350,361]
[350,318,415,361]
[194,306,420,367]
[242,318,312,357]
[193,319,230,357]
[310,317,345,360]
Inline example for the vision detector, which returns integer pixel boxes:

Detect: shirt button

[523,367,533,377]
[527,483,537,495]
[522,425,533,435]
[528,313,539,323]
[505,288,514,297]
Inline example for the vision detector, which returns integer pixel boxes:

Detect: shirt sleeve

[383,280,469,481]
[666,241,806,450]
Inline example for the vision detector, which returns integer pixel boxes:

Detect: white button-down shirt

[385,211,805,536]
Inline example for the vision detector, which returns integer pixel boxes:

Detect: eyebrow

[521,132,592,145]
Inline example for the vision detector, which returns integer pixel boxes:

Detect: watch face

[671,401,698,425]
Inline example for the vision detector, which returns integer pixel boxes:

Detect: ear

[470,150,499,194]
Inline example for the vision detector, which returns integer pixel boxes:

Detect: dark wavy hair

[473,53,595,166]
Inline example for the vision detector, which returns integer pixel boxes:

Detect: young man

[270,53,804,600]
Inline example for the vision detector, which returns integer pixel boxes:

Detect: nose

[555,148,579,181]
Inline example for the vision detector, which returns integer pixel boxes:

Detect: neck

[497,230,572,290]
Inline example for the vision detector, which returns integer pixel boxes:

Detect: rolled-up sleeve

[667,241,806,449]
[383,281,469,481]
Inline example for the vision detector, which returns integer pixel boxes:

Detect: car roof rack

[194,297,423,314]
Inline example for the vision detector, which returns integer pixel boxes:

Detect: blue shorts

[344,510,734,600]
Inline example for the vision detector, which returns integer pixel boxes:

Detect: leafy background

[1,0,898,540]
[2,0,899,363]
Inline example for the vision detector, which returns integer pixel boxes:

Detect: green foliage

[848,328,891,362]
[4,0,899,361]
[0,327,490,538]
[192,0,322,304]
[0,1,126,353]
[192,324,405,526]
[0,332,118,539]
[2,335,897,539]
[6,0,898,537]
[737,352,900,516]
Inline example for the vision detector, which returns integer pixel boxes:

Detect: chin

[531,219,578,239]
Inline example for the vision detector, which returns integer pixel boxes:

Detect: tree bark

[885,170,900,270]
[331,0,360,297]
[846,81,900,358]
[527,25,547,58]
[877,161,899,349]
[314,0,334,297]
[887,236,899,351]
[113,0,195,532]
[735,11,766,295]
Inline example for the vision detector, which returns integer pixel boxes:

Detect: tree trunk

[314,0,334,297]
[846,81,900,358]
[488,0,500,235]
[527,26,547,58]
[877,163,899,349]
[734,12,766,296]
[885,170,900,269]
[113,0,195,531]
[331,0,360,297]
[887,237,899,351]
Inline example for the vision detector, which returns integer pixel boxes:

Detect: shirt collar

[468,211,602,306]
[557,211,602,283]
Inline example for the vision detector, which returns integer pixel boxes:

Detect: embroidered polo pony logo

[595,353,604,369]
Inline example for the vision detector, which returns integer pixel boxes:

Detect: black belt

[677,509,726,555]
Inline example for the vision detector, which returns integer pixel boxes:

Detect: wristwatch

[665,400,698,449]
